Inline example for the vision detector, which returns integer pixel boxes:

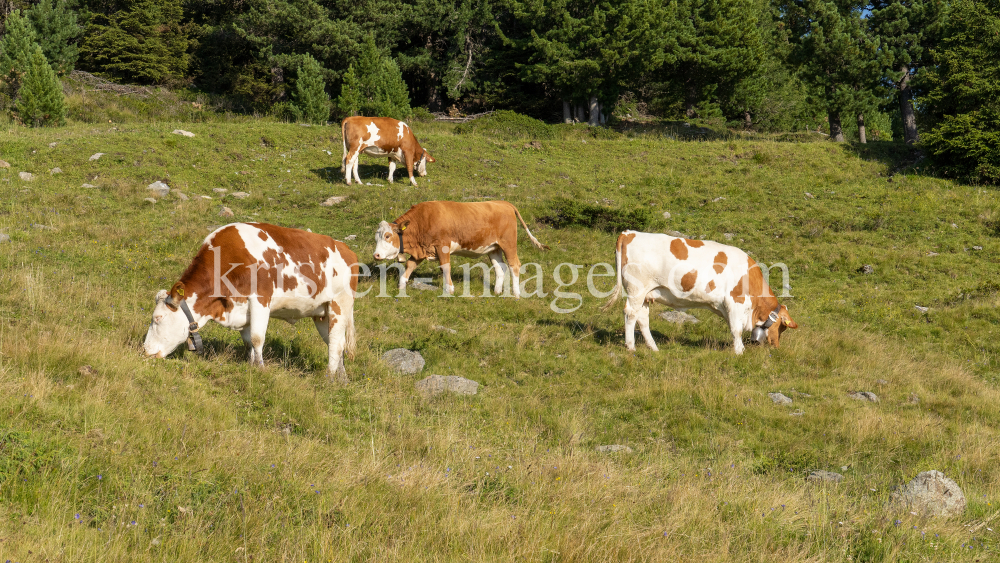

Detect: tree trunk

[685,82,698,119]
[427,78,442,112]
[743,110,752,129]
[588,96,599,126]
[899,64,918,145]
[575,103,585,123]
[829,111,845,142]
[563,100,572,124]
[857,112,867,144]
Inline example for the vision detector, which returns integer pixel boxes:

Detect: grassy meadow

[0,108,999,561]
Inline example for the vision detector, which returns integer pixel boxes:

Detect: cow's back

[398,200,517,244]
[343,116,412,150]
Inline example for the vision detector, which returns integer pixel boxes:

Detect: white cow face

[373,220,401,260]
[143,290,190,358]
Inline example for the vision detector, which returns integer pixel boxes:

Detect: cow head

[143,288,190,358]
[763,304,798,347]
[417,151,435,176]
[374,220,407,260]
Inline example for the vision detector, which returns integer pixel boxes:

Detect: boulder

[219,207,234,218]
[662,211,671,219]
[81,183,97,188]
[344,234,357,241]
[19,171,34,181]
[49,167,62,175]
[147,181,170,197]
[0,159,10,168]
[144,198,157,204]
[890,470,966,517]
[807,470,843,483]
[230,191,250,199]
[89,153,104,161]
[48,142,57,148]
[213,188,228,194]
[596,445,633,454]
[769,392,792,405]
[175,191,189,201]
[858,264,875,275]
[415,375,479,397]
[0,233,9,243]
[659,311,699,324]
[172,129,196,137]
[382,348,425,374]
[320,196,347,207]
[849,391,879,403]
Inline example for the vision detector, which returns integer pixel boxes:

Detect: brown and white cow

[603,231,797,354]
[143,223,360,379]
[372,200,548,297]
[341,116,435,186]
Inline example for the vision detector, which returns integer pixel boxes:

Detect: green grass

[0,115,999,561]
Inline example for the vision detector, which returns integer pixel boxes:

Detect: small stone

[345,234,357,241]
[409,281,438,291]
[49,167,62,175]
[807,470,843,483]
[723,233,734,240]
[415,375,479,397]
[914,305,929,314]
[858,264,874,275]
[219,206,234,218]
[927,252,939,257]
[973,246,983,251]
[0,159,9,168]
[665,230,689,238]
[432,325,457,334]
[201,195,212,200]
[908,393,920,404]
[230,191,250,199]
[890,470,966,517]
[790,409,805,416]
[320,196,347,207]
[48,142,57,148]
[32,224,55,231]
[659,311,699,324]
[804,192,815,199]
[712,196,726,203]
[81,183,97,188]
[876,379,888,385]
[382,348,425,374]
[849,391,879,403]
[951,223,958,228]
[78,365,98,377]
[144,197,157,204]
[175,191,189,201]
[662,211,671,219]
[523,141,542,150]
[213,188,228,194]
[19,171,35,181]
[172,129,196,137]
[596,445,634,454]
[769,392,792,405]
[0,233,9,243]
[506,184,518,188]
[147,181,170,197]
[89,153,104,161]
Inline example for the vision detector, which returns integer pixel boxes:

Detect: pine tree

[16,43,65,126]
[26,0,82,75]
[293,53,331,124]
[0,10,39,99]
[336,35,411,120]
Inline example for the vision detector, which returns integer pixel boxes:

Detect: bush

[293,54,330,124]
[922,110,1000,183]
[336,34,411,120]
[454,110,557,141]
[410,106,435,122]
[16,44,65,126]
[540,197,657,233]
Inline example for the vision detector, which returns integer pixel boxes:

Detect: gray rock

[320,195,347,207]
[769,392,793,405]
[382,348,425,374]
[790,409,805,416]
[596,445,634,454]
[172,129,196,137]
[19,171,34,181]
[89,153,104,161]
[723,233,734,240]
[914,305,929,314]
[32,224,55,231]
[973,245,983,251]
[49,167,62,175]
[344,234,357,241]
[415,375,479,397]
[147,181,170,197]
[0,233,9,243]
[807,470,843,483]
[200,195,212,200]
[665,230,689,238]
[213,188,228,194]
[890,470,966,517]
[219,206,234,218]
[858,264,874,274]
[804,192,815,199]
[849,391,879,403]
[0,159,9,168]
[876,379,888,385]
[410,281,438,291]
[659,311,699,324]
[662,211,671,219]
[144,197,157,204]
[712,196,726,203]
[175,191,189,201]
[48,142,57,148]
[230,191,250,199]
[432,325,457,334]
[81,183,97,188]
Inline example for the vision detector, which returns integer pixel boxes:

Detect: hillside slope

[0,121,998,561]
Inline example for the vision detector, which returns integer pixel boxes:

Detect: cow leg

[240,325,254,363]
[439,251,455,295]
[352,153,364,185]
[247,297,270,368]
[345,146,360,185]
[499,245,521,298]
[400,257,422,289]
[406,155,417,186]
[623,301,639,351]
[727,308,746,355]
[326,299,351,382]
[637,303,658,351]
[488,250,507,296]
[387,159,396,183]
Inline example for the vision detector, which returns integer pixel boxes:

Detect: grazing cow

[372,200,548,297]
[603,231,797,354]
[143,223,359,379]
[341,116,435,186]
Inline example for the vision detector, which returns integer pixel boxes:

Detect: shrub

[16,44,66,126]
[293,54,330,124]
[541,197,657,233]
[336,34,411,120]
[454,110,557,141]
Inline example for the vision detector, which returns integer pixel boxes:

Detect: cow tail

[513,207,550,250]
[601,235,625,312]
[340,120,347,173]
[345,307,356,360]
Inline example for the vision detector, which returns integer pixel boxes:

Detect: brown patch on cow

[730,273,748,304]
[705,280,716,293]
[713,251,728,274]
[330,302,341,316]
[258,231,268,241]
[616,232,636,269]
[681,269,698,292]
[669,238,688,260]
[685,239,705,248]
[282,275,298,291]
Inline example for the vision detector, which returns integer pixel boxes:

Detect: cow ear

[400,220,411,230]
[425,152,436,163]
[169,282,186,305]
[781,306,798,329]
